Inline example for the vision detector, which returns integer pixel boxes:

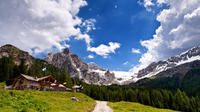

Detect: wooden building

[11,74,68,91]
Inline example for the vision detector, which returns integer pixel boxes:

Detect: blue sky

[69,0,159,71]
[0,0,200,73]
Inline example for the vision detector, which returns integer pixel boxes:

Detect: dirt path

[93,101,113,112]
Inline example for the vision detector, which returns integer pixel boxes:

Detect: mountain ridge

[133,45,200,81]
[1,44,200,85]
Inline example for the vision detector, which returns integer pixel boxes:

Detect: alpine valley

[1,44,200,112]
[1,44,200,86]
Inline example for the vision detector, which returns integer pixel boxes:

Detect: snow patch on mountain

[176,55,200,66]
[91,69,107,77]
[113,71,133,83]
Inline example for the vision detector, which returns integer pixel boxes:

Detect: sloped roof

[21,74,54,81]
[21,74,36,81]
[37,75,55,81]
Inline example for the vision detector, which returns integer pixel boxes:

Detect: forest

[1,56,200,112]
[136,68,200,97]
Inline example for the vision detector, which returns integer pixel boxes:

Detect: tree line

[83,84,200,112]
[136,67,200,97]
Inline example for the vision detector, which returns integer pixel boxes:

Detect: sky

[0,0,200,73]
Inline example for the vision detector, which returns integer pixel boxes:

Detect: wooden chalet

[11,74,69,91]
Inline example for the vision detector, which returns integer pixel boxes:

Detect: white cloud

[156,0,167,4]
[87,42,120,58]
[0,0,93,55]
[144,0,154,7]
[123,61,129,65]
[138,0,155,12]
[131,0,200,73]
[88,54,94,59]
[0,0,119,58]
[132,48,141,54]
[82,19,96,33]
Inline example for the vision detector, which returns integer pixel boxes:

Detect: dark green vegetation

[0,83,95,112]
[83,84,200,112]
[108,101,179,112]
[0,56,80,88]
[137,67,200,97]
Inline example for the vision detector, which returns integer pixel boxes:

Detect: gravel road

[92,101,113,112]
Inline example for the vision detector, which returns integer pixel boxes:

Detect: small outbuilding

[72,85,83,92]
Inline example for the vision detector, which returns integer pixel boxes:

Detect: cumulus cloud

[88,54,94,59]
[0,0,119,58]
[0,0,91,55]
[132,48,141,54]
[87,42,120,58]
[131,0,200,73]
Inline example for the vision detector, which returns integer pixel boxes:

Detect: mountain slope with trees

[83,84,200,112]
[1,44,200,112]
[135,66,200,97]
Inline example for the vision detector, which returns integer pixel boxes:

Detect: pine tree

[19,59,27,74]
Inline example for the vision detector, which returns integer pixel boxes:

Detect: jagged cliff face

[0,44,34,67]
[88,62,107,71]
[44,48,116,85]
[44,48,87,79]
[135,45,200,81]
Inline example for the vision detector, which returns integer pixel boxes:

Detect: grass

[0,83,96,112]
[108,101,180,112]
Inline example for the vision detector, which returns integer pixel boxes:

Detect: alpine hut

[11,74,67,91]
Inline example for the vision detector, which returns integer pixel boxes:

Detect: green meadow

[108,101,180,112]
[0,83,180,112]
[0,83,96,112]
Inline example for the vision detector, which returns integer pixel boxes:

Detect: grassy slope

[0,83,95,112]
[108,101,180,112]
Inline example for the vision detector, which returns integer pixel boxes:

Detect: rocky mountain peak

[0,44,34,67]
[44,48,116,85]
[135,45,200,81]
[63,48,70,54]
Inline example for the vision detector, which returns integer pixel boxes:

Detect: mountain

[0,44,120,85]
[134,45,200,81]
[88,62,107,71]
[2,44,200,86]
[0,44,35,67]
[44,48,116,85]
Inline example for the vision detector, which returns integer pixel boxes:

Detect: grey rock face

[0,44,34,67]
[105,71,115,82]
[156,60,200,78]
[44,48,116,85]
[136,45,200,79]
[88,62,107,71]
